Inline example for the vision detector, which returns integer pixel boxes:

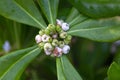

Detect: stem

[13,22,21,49]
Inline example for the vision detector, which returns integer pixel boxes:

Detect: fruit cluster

[35,19,71,57]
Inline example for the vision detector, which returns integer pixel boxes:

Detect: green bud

[56,25,62,33]
[38,42,45,49]
[66,35,72,41]
[52,39,58,46]
[59,41,65,47]
[45,28,50,35]
[48,37,52,42]
[44,43,53,51]
[48,24,55,31]
[64,39,70,44]
[39,30,45,36]
[60,32,67,39]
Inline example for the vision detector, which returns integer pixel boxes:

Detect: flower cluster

[35,19,71,57]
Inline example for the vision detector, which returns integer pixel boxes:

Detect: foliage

[0,0,120,80]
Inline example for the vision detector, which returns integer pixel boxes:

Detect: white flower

[62,22,69,31]
[3,40,11,52]
[35,35,42,43]
[62,45,70,54]
[56,19,63,26]
[53,47,63,57]
[42,34,50,42]
[60,32,67,39]
[52,39,58,46]
[44,50,52,55]
[44,43,53,51]
[52,34,58,39]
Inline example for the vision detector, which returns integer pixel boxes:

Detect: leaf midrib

[48,0,54,24]
[0,48,39,79]
[60,57,67,80]
[58,57,66,80]
[14,0,45,29]
[69,15,81,26]
[68,26,112,34]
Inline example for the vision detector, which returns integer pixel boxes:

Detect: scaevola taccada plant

[1,0,120,80]
[35,19,72,57]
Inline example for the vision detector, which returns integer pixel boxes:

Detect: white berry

[62,45,70,54]
[56,19,63,26]
[53,47,63,57]
[35,35,42,43]
[42,34,50,42]
[44,50,52,55]
[44,43,53,51]
[62,22,69,31]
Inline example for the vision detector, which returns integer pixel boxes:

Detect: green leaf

[56,55,83,80]
[108,62,120,80]
[68,0,120,18]
[68,18,120,42]
[0,0,43,28]
[66,7,88,27]
[0,46,41,80]
[56,58,66,80]
[14,0,47,29]
[37,0,59,24]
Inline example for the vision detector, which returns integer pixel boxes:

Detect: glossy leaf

[14,0,46,29]
[37,0,59,24]
[56,58,66,80]
[108,62,120,80]
[66,8,88,27]
[56,55,83,80]
[68,18,120,42]
[0,46,41,80]
[0,0,42,28]
[68,0,120,18]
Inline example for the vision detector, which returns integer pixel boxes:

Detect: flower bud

[48,37,52,43]
[44,50,52,55]
[64,39,70,44]
[62,45,70,54]
[56,19,63,26]
[52,33,58,39]
[44,43,53,51]
[66,35,72,41]
[45,28,50,35]
[38,42,45,49]
[56,25,62,32]
[39,30,45,36]
[42,34,50,42]
[48,24,55,31]
[52,39,58,46]
[35,35,42,43]
[53,47,63,57]
[59,41,65,48]
[62,22,69,31]
[60,32,67,39]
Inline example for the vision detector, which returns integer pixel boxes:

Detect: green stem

[13,22,21,49]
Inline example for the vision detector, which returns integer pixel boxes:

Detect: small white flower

[52,39,58,46]
[53,47,63,57]
[42,34,50,42]
[52,34,58,39]
[60,32,67,39]
[35,35,42,43]
[44,50,52,55]
[56,19,63,26]
[44,43,53,51]
[62,45,70,54]
[62,22,69,31]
